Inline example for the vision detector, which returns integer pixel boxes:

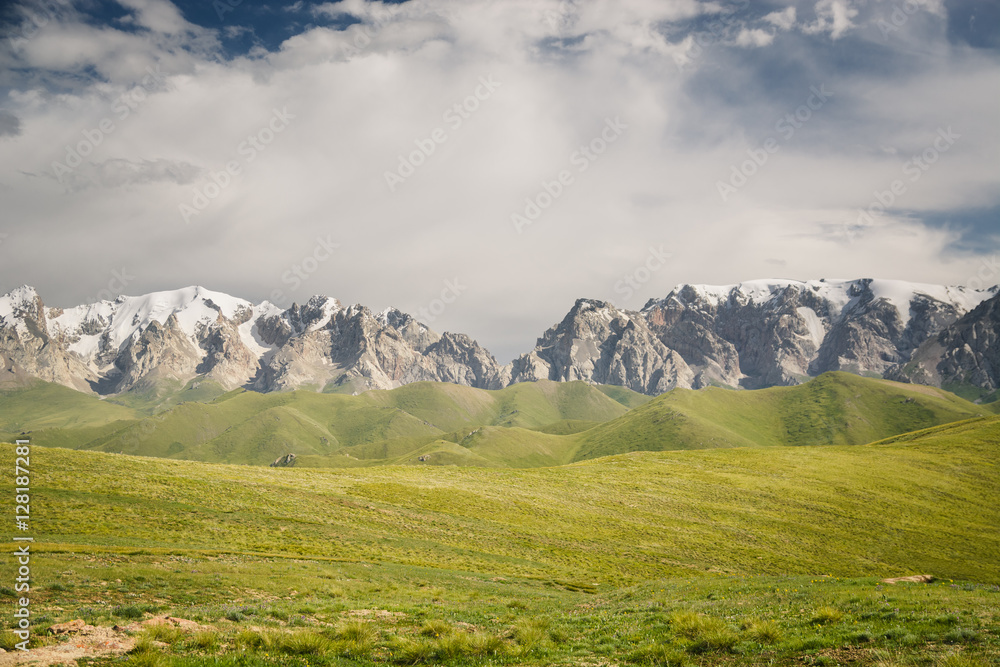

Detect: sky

[0,0,998,363]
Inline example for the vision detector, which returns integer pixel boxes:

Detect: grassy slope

[0,379,140,436]
[6,373,992,468]
[10,379,629,465]
[4,418,999,665]
[596,383,656,408]
[363,379,630,431]
[103,377,231,414]
[12,415,1000,585]
[574,372,992,461]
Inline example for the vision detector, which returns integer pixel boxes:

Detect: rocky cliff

[2,279,997,400]
[0,286,505,396]
[510,279,997,393]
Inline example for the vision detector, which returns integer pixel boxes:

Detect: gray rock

[887,291,1000,393]
[270,453,297,467]
[2,280,997,400]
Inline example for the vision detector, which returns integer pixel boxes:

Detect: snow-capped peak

[0,285,44,334]
[651,278,995,323]
[43,286,264,362]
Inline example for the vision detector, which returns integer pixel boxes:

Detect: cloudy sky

[0,0,998,362]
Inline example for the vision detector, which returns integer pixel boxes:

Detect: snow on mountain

[651,278,994,325]
[46,286,260,367]
[3,279,999,398]
[0,285,42,335]
[1,285,507,396]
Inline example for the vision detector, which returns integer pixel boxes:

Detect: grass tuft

[419,619,452,638]
[143,624,184,645]
[741,619,783,644]
[943,628,980,644]
[937,655,991,667]
[277,629,332,655]
[627,643,691,666]
[810,606,844,626]
[188,630,219,651]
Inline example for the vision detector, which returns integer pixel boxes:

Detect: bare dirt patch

[882,574,935,584]
[0,622,133,667]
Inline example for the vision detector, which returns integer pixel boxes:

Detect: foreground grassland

[2,416,999,665]
[6,553,999,667]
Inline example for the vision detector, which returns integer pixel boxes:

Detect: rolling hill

[2,373,993,468]
[573,371,993,460]
[10,415,1000,583]
[1,378,639,465]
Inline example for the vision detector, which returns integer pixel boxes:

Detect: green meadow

[3,411,999,665]
[1,373,997,665]
[1,372,993,467]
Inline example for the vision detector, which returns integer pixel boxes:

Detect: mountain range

[1,278,998,402]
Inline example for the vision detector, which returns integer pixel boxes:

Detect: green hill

[4,373,991,468]
[0,379,140,437]
[3,417,999,665]
[12,416,1000,582]
[574,372,991,460]
[5,379,632,465]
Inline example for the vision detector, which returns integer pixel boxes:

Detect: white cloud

[764,7,796,31]
[115,0,193,36]
[734,28,774,48]
[0,0,997,362]
[803,0,858,40]
[0,111,20,137]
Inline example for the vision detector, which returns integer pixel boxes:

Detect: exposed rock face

[0,285,507,397]
[0,286,96,392]
[270,453,297,467]
[511,279,997,393]
[887,292,1000,393]
[508,299,693,394]
[2,279,997,399]
[250,300,506,393]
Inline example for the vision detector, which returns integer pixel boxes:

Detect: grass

[0,379,140,428]
[2,378,998,665]
[2,378,633,466]
[4,373,993,469]
[10,413,1000,582]
[14,555,997,665]
[812,606,846,625]
[575,371,992,459]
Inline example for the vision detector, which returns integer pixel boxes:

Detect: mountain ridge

[2,279,997,400]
